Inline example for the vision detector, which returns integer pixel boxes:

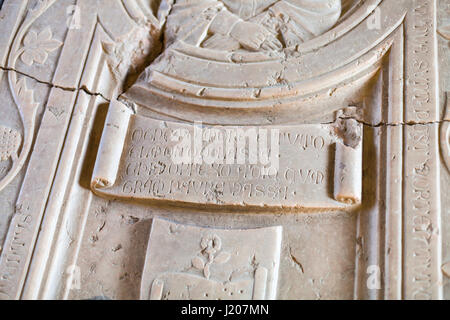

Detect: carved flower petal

[21,50,35,66]
[33,48,48,65]
[212,235,221,250]
[214,251,231,264]
[203,264,211,279]
[38,27,53,42]
[192,256,205,270]
[200,236,209,249]
[205,248,216,256]
[23,30,38,47]
[41,39,62,52]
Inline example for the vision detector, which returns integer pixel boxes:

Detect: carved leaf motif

[438,25,450,40]
[214,251,231,264]
[0,126,21,161]
[192,256,205,270]
[212,235,221,251]
[21,27,62,66]
[203,264,211,279]
[200,236,209,249]
[15,78,39,115]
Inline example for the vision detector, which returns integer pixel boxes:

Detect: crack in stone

[0,66,111,102]
[1,66,449,128]
[327,116,450,128]
[289,247,304,274]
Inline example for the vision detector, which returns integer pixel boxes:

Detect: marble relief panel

[0,0,448,300]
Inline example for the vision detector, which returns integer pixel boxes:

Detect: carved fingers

[202,34,240,51]
[261,34,283,51]
[230,21,270,51]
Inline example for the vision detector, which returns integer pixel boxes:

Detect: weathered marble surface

[0,0,449,300]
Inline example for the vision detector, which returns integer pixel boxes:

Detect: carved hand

[261,34,283,51]
[230,21,279,51]
[202,34,241,51]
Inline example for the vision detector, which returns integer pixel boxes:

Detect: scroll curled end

[253,267,268,300]
[149,279,164,300]
[333,121,363,205]
[91,99,133,191]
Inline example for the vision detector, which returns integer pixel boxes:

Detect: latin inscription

[94,116,361,208]
[403,0,441,300]
[405,125,440,299]
[407,1,438,122]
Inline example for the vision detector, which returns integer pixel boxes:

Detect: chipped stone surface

[0,0,449,300]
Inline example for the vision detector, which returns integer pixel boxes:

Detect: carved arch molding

[0,0,448,300]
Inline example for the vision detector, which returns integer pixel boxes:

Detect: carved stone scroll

[92,99,133,189]
[141,217,282,300]
[334,143,362,204]
[92,102,363,210]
